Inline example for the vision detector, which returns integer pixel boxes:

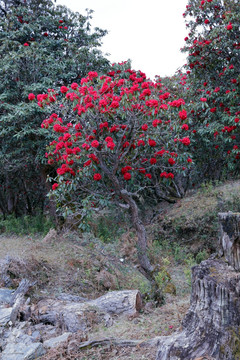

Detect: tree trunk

[39,166,58,223]
[156,212,240,360]
[120,190,154,277]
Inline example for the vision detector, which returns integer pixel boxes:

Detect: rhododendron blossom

[179,109,187,120]
[28,93,35,101]
[93,173,101,181]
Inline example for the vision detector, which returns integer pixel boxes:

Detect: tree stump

[156,212,240,360]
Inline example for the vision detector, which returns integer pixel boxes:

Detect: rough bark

[32,290,142,332]
[156,212,240,360]
[218,212,240,271]
[120,190,154,277]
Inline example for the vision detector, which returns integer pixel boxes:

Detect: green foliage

[183,254,196,287]
[0,213,54,235]
[154,258,171,291]
[181,0,240,183]
[0,0,109,217]
[93,215,125,243]
[195,250,208,264]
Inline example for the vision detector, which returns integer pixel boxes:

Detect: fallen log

[33,290,142,332]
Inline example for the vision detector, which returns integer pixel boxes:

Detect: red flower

[200,97,207,102]
[179,110,187,120]
[226,22,233,30]
[150,158,157,165]
[152,119,161,127]
[93,173,102,181]
[88,71,98,80]
[121,166,132,174]
[137,140,145,146]
[187,158,192,163]
[52,183,59,190]
[91,140,99,148]
[204,19,209,24]
[141,124,148,131]
[181,137,191,146]
[148,139,156,147]
[60,86,69,93]
[84,160,92,167]
[145,174,152,179]
[43,32,48,36]
[168,158,175,165]
[110,101,119,108]
[71,83,78,90]
[124,172,131,180]
[181,124,189,130]
[28,93,35,101]
[59,20,64,23]
[210,107,216,113]
[107,142,115,150]
[105,136,113,142]
[23,42,29,46]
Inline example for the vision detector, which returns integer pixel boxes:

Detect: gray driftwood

[33,290,142,332]
[156,212,240,360]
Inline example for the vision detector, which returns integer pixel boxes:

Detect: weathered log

[218,212,240,270]
[156,258,240,360]
[33,290,142,332]
[10,278,34,306]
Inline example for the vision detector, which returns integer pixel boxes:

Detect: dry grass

[0,231,151,299]
[41,294,189,360]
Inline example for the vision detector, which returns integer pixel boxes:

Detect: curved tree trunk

[156,212,240,360]
[120,190,154,278]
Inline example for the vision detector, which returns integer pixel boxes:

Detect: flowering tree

[36,62,193,277]
[0,0,109,217]
[181,0,240,181]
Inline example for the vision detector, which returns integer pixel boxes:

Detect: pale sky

[55,0,188,80]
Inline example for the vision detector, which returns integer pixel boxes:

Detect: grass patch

[0,214,55,236]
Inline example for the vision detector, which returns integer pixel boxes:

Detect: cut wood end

[135,291,143,312]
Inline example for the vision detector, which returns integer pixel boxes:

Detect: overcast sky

[55,0,188,80]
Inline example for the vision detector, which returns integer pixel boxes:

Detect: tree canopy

[0,0,109,217]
